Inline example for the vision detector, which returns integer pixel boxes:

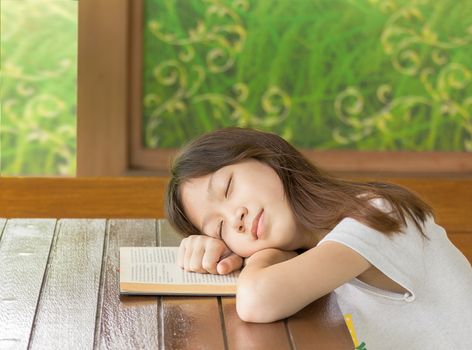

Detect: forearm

[237,249,302,322]
[236,242,372,323]
[244,248,296,269]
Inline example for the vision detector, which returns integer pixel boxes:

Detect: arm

[236,241,372,323]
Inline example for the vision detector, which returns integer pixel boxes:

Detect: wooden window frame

[77,0,472,177]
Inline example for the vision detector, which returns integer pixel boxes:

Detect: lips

[251,209,264,239]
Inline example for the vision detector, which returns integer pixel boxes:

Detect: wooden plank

[161,296,226,350]
[28,219,106,348]
[77,0,129,176]
[0,219,56,350]
[96,219,159,349]
[129,0,146,172]
[159,219,226,349]
[302,151,472,174]
[221,297,291,350]
[158,219,182,247]
[1,177,470,233]
[449,232,472,263]
[0,177,167,218]
[287,294,354,350]
[132,148,472,175]
[1,177,470,232]
[386,179,472,233]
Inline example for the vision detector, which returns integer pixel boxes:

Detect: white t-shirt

[318,210,472,349]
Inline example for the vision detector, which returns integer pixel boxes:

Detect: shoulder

[318,216,397,249]
[299,216,379,273]
[312,240,372,274]
[316,216,430,292]
[289,238,373,295]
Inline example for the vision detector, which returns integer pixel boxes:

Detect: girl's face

[181,159,311,257]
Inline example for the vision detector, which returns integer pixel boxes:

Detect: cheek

[224,237,255,258]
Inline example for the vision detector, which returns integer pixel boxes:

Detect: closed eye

[217,175,232,239]
[225,175,232,198]
[218,220,223,239]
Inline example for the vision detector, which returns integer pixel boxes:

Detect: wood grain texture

[287,294,354,350]
[96,219,159,349]
[1,177,470,234]
[159,219,226,349]
[29,219,106,349]
[132,148,472,175]
[0,219,56,350]
[302,151,472,174]
[449,232,472,263]
[77,0,128,176]
[158,219,183,247]
[161,297,226,350]
[221,297,291,350]
[386,178,472,233]
[129,0,146,173]
[0,177,167,218]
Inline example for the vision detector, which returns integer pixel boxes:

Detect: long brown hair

[166,127,433,239]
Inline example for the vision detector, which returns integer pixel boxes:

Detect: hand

[178,235,243,275]
[244,248,298,268]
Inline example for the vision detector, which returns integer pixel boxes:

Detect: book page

[120,247,239,285]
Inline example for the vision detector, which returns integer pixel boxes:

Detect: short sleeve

[317,217,427,297]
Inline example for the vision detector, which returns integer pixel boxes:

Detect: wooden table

[0,218,354,350]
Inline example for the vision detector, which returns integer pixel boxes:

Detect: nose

[232,207,248,233]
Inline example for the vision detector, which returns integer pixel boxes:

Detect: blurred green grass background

[0,1,77,176]
[143,0,472,151]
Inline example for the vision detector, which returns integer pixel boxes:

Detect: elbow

[235,276,282,323]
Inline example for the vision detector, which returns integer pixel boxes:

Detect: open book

[119,247,239,296]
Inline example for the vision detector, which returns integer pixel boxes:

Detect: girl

[165,127,471,349]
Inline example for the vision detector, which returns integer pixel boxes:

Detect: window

[78,0,472,176]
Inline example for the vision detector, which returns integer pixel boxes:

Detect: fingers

[181,237,206,272]
[217,253,244,275]
[201,242,224,274]
[177,238,188,268]
[190,245,211,273]
[178,235,234,274]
